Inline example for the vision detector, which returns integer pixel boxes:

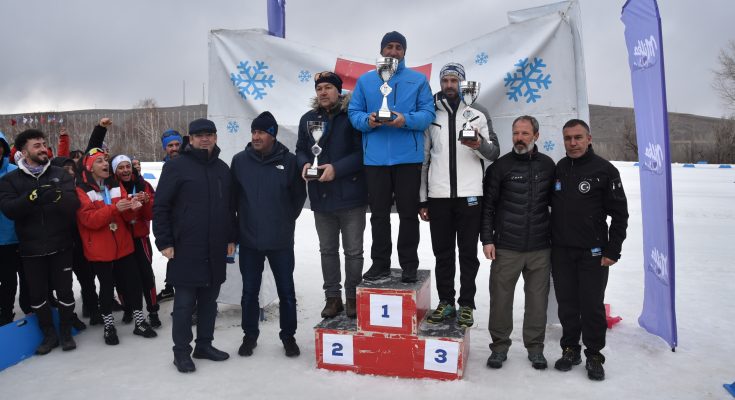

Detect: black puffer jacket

[153,144,236,287]
[0,163,79,256]
[550,146,628,260]
[480,146,555,251]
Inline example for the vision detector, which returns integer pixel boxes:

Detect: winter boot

[362,265,390,281]
[320,297,344,318]
[282,337,300,358]
[102,314,119,345]
[401,268,418,283]
[486,351,507,369]
[36,326,59,355]
[427,301,456,324]
[586,354,606,381]
[345,298,357,318]
[132,310,157,338]
[59,325,77,351]
[148,312,162,328]
[528,352,548,370]
[238,336,258,357]
[193,344,230,361]
[554,347,582,371]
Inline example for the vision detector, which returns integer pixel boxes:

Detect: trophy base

[305,167,323,180]
[376,110,394,122]
[459,129,478,141]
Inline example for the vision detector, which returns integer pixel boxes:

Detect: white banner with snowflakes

[208,1,588,163]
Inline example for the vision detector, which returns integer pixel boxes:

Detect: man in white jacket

[419,63,499,328]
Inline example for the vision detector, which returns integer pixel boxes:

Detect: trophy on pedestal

[458,81,481,141]
[305,120,325,179]
[375,57,399,122]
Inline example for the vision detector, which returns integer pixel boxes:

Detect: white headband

[111,155,132,173]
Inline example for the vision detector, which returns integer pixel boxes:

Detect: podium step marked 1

[314,269,470,380]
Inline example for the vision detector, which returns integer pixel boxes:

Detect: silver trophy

[305,121,325,179]
[375,57,399,121]
[459,81,481,140]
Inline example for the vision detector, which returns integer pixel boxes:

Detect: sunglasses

[314,71,337,81]
[87,147,107,156]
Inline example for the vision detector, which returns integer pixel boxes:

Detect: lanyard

[102,186,112,205]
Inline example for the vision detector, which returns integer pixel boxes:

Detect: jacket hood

[309,92,352,113]
[0,132,9,159]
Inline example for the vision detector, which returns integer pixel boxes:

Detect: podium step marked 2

[314,268,470,380]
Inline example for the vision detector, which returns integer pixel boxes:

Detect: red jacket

[76,184,136,262]
[128,180,155,239]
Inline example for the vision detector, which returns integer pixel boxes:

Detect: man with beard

[481,115,556,370]
[232,112,307,358]
[112,155,160,328]
[419,63,499,328]
[0,129,80,353]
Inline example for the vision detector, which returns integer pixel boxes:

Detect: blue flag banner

[621,0,677,349]
[267,0,285,38]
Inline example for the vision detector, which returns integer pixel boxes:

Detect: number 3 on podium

[424,339,460,373]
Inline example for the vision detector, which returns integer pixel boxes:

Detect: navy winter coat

[295,95,367,213]
[231,141,307,251]
[153,145,236,287]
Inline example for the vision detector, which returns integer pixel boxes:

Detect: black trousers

[22,248,75,329]
[125,237,158,313]
[71,242,98,314]
[0,244,29,320]
[428,197,482,308]
[365,164,422,272]
[551,246,609,357]
[172,284,220,355]
[92,254,143,316]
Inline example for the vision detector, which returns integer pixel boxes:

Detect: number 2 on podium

[332,343,343,357]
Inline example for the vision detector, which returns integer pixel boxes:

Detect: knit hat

[440,62,466,81]
[111,155,132,173]
[381,31,407,52]
[161,129,182,150]
[188,119,217,136]
[84,148,107,172]
[251,111,278,137]
[314,71,343,93]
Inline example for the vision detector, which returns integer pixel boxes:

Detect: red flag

[10,119,17,126]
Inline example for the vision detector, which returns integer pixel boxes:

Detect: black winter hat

[315,72,343,94]
[188,118,217,135]
[251,111,278,137]
[381,31,407,52]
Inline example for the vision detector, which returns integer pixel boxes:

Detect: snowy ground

[0,162,733,399]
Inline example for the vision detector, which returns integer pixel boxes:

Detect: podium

[314,269,470,380]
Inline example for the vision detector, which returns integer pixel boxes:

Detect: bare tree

[621,117,638,160]
[714,40,735,111]
[132,98,174,161]
[712,117,735,163]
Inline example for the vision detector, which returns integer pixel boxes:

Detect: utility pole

[182,80,186,106]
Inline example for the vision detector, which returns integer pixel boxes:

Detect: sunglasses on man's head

[314,71,336,81]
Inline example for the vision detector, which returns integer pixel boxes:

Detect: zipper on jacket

[448,103,458,198]
[525,160,533,251]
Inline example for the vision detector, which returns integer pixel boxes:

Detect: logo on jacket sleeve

[578,180,590,194]
[276,164,284,170]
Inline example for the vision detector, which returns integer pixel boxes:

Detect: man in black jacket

[480,115,555,370]
[550,119,628,381]
[295,72,367,319]
[232,111,307,358]
[153,118,236,373]
[0,129,80,354]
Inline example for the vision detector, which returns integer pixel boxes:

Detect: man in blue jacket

[153,118,236,373]
[232,111,307,358]
[348,31,435,283]
[0,131,21,326]
[296,72,367,319]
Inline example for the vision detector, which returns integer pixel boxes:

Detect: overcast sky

[0,0,732,118]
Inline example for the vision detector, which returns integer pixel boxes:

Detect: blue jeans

[314,205,366,299]
[239,247,297,341]
[172,284,220,355]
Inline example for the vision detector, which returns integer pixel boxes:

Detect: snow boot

[586,354,605,381]
[554,346,582,371]
[528,352,548,370]
[486,351,507,369]
[320,297,344,318]
[36,326,59,355]
[60,324,77,351]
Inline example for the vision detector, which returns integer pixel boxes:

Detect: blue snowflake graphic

[543,140,555,152]
[504,57,552,103]
[227,120,240,134]
[230,60,275,101]
[298,70,311,83]
[475,52,489,65]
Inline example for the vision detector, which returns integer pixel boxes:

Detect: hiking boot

[60,326,77,351]
[173,353,196,373]
[401,269,417,283]
[157,286,175,303]
[104,325,119,346]
[457,306,474,328]
[36,328,59,355]
[133,321,157,338]
[238,336,257,357]
[283,337,300,358]
[345,298,357,318]
[554,347,582,371]
[528,352,548,370]
[193,344,230,361]
[486,351,507,369]
[72,313,87,331]
[586,354,605,381]
[362,265,390,281]
[320,297,344,319]
[148,312,162,328]
[427,301,456,324]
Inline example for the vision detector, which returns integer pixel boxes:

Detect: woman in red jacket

[76,148,157,345]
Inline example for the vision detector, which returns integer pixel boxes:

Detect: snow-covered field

[1,162,733,399]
